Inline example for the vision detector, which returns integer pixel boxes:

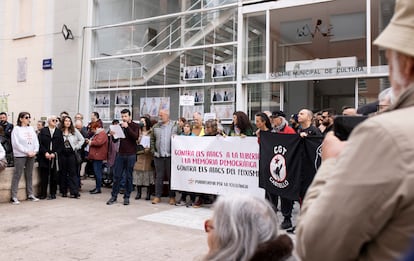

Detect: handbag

[136,144,145,155]
[0,158,7,172]
[74,150,83,164]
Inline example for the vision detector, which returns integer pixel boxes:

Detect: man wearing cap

[270,111,296,134]
[269,111,296,229]
[296,0,414,260]
[289,114,300,132]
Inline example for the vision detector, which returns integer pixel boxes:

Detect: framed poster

[94,107,110,121]
[140,97,170,117]
[182,88,204,103]
[210,104,234,120]
[95,93,110,106]
[211,88,234,103]
[114,106,132,120]
[212,63,235,78]
[182,105,204,120]
[183,65,205,80]
[115,91,131,105]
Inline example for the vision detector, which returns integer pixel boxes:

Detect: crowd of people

[0,105,341,210]
[1,0,414,259]
[0,90,405,259]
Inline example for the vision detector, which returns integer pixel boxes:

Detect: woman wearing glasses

[10,112,40,204]
[59,116,85,198]
[38,116,64,200]
[203,194,294,261]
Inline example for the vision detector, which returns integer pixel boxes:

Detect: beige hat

[374,0,414,57]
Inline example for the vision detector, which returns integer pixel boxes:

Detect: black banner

[259,132,323,201]
[301,136,324,198]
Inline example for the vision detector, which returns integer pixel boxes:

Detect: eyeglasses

[51,119,58,122]
[376,104,389,111]
[23,116,31,119]
[204,219,214,233]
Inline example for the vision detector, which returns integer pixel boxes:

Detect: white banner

[171,136,265,198]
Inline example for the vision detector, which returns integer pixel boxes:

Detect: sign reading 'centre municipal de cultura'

[270,56,366,80]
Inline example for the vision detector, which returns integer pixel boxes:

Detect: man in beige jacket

[296,0,414,260]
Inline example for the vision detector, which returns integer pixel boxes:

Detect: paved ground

[0,179,298,261]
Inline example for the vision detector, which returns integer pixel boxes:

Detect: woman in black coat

[38,116,64,199]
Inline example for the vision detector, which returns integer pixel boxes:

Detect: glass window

[94,0,239,26]
[91,84,237,122]
[94,0,133,25]
[358,77,390,108]
[371,0,395,67]
[247,83,280,119]
[246,13,266,75]
[270,0,366,74]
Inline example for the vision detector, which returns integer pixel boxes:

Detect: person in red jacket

[269,111,296,230]
[270,111,296,134]
[86,121,108,194]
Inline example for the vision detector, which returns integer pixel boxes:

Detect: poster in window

[114,106,131,120]
[182,88,204,103]
[115,91,131,105]
[183,65,205,80]
[212,63,235,78]
[95,93,110,106]
[94,107,110,121]
[210,104,234,120]
[211,88,234,103]
[140,97,170,117]
[182,105,204,120]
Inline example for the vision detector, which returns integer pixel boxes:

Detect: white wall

[0,0,88,124]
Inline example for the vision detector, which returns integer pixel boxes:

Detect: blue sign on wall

[42,59,52,70]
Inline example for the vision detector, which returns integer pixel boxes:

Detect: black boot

[135,186,142,200]
[145,185,152,200]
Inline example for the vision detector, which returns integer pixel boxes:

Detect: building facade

[0,0,395,124]
[85,0,394,123]
[0,0,89,123]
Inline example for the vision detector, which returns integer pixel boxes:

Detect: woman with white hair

[377,87,392,112]
[203,194,294,261]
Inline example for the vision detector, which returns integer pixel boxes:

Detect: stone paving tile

[0,179,298,260]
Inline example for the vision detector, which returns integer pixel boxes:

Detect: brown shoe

[169,197,176,205]
[152,197,161,204]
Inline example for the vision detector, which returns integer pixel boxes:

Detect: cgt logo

[269,154,287,183]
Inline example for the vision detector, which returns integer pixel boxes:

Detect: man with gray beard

[297,0,414,260]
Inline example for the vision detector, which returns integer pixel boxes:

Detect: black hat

[270,111,286,118]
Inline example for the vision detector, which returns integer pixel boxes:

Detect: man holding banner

[259,109,323,231]
[269,111,297,230]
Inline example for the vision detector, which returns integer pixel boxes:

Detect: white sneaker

[11,197,20,205]
[27,195,39,202]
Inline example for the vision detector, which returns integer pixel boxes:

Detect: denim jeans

[93,160,103,191]
[111,154,135,199]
